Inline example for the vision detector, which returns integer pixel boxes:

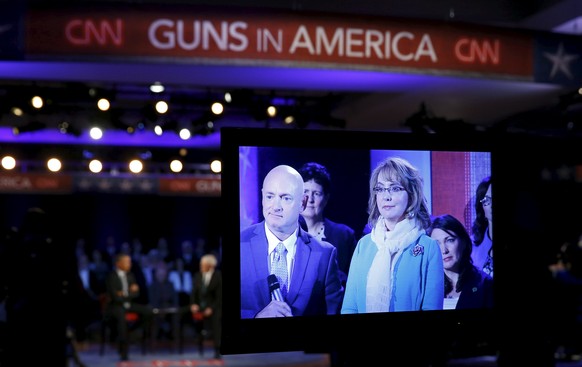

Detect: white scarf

[366,217,423,312]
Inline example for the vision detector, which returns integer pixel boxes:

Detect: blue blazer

[240,221,344,318]
[341,233,444,313]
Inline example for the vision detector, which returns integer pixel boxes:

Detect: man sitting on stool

[105,253,153,361]
[190,253,222,359]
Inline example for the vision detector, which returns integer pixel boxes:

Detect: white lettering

[345,28,364,58]
[365,30,384,58]
[148,19,249,52]
[289,25,315,54]
[392,31,414,61]
[149,19,176,49]
[315,27,343,56]
[415,34,437,62]
[288,26,436,63]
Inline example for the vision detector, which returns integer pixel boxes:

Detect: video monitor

[220,127,496,355]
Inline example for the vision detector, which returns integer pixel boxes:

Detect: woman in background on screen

[341,156,443,313]
[472,176,493,277]
[428,214,493,310]
[298,162,357,288]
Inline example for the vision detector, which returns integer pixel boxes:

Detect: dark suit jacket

[191,268,222,348]
[456,267,494,309]
[240,221,344,318]
[191,270,222,314]
[321,218,357,286]
[105,269,140,307]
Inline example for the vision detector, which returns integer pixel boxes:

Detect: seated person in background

[104,253,153,361]
[298,162,357,287]
[471,176,493,277]
[428,214,494,310]
[190,253,222,359]
[148,262,179,340]
[168,257,193,307]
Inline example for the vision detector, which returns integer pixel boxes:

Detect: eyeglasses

[373,186,406,195]
[479,195,492,206]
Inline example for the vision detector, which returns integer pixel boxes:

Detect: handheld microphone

[267,274,284,302]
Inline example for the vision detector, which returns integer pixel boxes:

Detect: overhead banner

[0,172,220,196]
[26,4,534,79]
[0,173,72,194]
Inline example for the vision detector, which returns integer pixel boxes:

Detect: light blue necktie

[272,242,288,300]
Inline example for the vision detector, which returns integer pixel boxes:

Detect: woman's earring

[407,211,415,219]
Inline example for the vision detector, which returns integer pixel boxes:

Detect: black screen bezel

[220,127,497,355]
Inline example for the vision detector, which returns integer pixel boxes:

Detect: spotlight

[1,156,16,170]
[31,95,43,109]
[47,158,62,172]
[129,159,143,173]
[211,102,224,115]
[210,160,222,173]
[150,82,165,93]
[89,159,103,173]
[170,159,183,173]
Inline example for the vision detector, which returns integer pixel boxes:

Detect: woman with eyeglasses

[341,156,443,314]
[471,176,493,277]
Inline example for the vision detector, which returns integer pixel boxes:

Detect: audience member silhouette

[548,238,582,360]
[89,248,110,296]
[104,253,153,361]
[190,253,222,359]
[3,207,72,365]
[168,257,193,307]
[148,262,179,340]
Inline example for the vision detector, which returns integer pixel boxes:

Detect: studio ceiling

[2,0,582,148]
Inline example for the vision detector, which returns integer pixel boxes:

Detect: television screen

[220,127,496,356]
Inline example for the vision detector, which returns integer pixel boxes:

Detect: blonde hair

[367,156,431,230]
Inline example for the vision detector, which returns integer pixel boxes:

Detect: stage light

[210,159,221,173]
[1,156,16,170]
[170,159,183,173]
[47,158,62,172]
[179,128,191,140]
[89,127,103,140]
[224,92,232,103]
[155,100,169,114]
[284,115,295,124]
[31,96,43,109]
[150,82,165,93]
[267,105,277,118]
[11,107,23,117]
[154,124,163,136]
[97,98,110,111]
[211,102,224,115]
[129,159,143,173]
[89,159,103,173]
